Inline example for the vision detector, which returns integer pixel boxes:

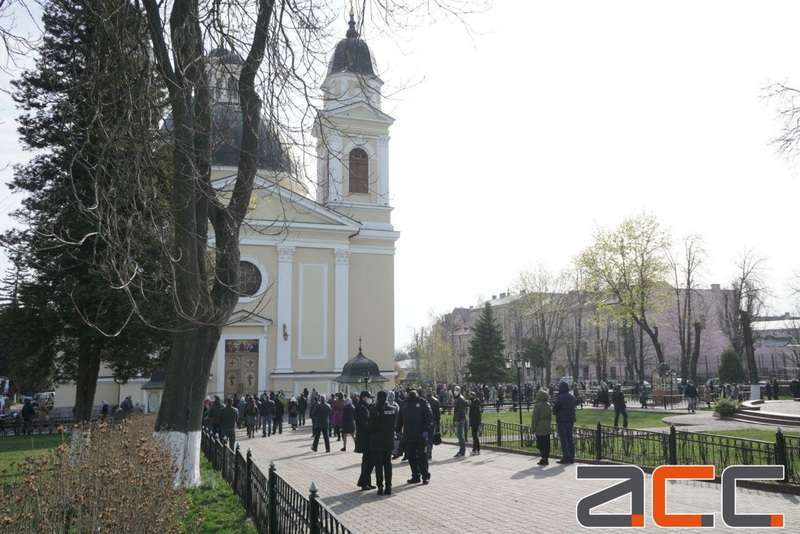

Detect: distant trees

[466,303,507,384]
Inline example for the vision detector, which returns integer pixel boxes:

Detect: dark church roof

[208,46,243,65]
[335,341,388,383]
[162,103,293,171]
[327,13,375,76]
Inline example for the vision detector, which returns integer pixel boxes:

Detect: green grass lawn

[480,407,678,430]
[182,458,257,533]
[0,433,67,480]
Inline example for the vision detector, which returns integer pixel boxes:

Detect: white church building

[54,16,398,412]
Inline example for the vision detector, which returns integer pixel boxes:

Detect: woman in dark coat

[340,397,356,451]
[468,392,482,455]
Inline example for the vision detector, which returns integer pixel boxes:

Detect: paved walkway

[242,427,800,533]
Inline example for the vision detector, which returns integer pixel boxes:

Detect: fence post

[668,425,677,465]
[308,481,321,534]
[222,437,228,477]
[268,461,278,534]
[497,419,502,448]
[775,428,788,483]
[246,449,253,515]
[595,422,602,460]
[234,443,241,495]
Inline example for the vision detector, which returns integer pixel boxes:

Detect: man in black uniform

[369,390,397,495]
[396,389,432,485]
[356,391,375,490]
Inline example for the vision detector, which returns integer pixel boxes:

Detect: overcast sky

[2,1,800,351]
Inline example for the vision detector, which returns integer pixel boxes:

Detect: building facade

[54,16,398,411]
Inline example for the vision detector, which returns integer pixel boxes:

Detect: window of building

[582,365,590,378]
[610,367,617,379]
[348,148,369,194]
[238,261,262,297]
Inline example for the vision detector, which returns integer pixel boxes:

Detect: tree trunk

[689,321,702,382]
[638,324,645,382]
[74,338,102,422]
[741,310,758,383]
[544,349,552,385]
[154,324,220,487]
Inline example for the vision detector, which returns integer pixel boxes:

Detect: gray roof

[327,14,375,76]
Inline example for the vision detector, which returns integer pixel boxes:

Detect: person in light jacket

[531,389,552,465]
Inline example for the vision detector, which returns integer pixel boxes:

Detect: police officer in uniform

[369,390,397,495]
[356,390,375,490]
[396,389,432,485]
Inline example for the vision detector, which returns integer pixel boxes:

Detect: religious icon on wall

[224,339,259,396]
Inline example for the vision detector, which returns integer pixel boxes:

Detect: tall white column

[276,245,295,372]
[377,135,389,205]
[258,331,268,394]
[328,133,343,202]
[215,337,226,395]
[334,249,350,371]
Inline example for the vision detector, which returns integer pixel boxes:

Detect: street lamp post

[506,352,531,428]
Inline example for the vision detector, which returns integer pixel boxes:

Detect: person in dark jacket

[21,399,35,436]
[273,393,284,434]
[468,392,482,455]
[369,390,397,495]
[356,391,375,490]
[298,394,308,426]
[220,398,239,448]
[341,397,356,451]
[260,394,275,437]
[425,391,441,460]
[311,396,331,452]
[684,381,698,414]
[611,385,627,428]
[210,396,223,437]
[772,377,780,400]
[452,386,467,457]
[396,389,432,484]
[791,377,800,399]
[552,381,576,464]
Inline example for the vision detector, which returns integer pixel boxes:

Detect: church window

[348,148,369,194]
[238,261,262,297]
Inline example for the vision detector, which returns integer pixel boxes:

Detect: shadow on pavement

[510,463,567,479]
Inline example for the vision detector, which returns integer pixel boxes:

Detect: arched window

[348,148,369,194]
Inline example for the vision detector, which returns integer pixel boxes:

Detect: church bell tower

[313,13,394,222]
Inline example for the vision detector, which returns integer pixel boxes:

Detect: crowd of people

[201,375,800,493]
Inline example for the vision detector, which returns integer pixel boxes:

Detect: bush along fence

[200,429,352,534]
[440,416,800,487]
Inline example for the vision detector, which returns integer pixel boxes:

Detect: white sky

[2,1,800,351]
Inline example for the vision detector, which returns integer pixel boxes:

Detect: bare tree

[720,251,766,383]
[667,235,705,380]
[514,267,568,385]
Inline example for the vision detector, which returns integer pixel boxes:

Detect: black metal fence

[200,429,352,534]
[440,415,800,487]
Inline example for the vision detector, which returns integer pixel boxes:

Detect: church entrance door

[224,339,259,397]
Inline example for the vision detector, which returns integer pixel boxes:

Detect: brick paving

[242,426,800,533]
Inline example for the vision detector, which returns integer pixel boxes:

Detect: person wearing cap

[369,390,397,495]
[395,389,432,485]
[356,390,375,490]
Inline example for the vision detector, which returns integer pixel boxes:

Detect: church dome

[208,46,243,65]
[162,104,293,172]
[327,13,375,76]
[335,340,388,384]
[208,102,293,170]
